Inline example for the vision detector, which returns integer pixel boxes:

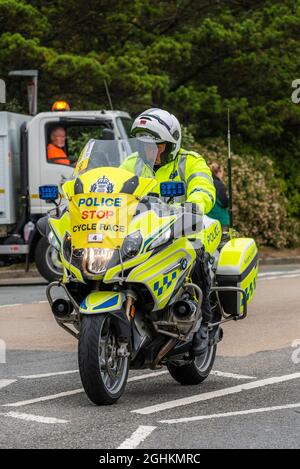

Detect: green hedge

[190,139,300,249]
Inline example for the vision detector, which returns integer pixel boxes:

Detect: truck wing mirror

[102,128,115,140]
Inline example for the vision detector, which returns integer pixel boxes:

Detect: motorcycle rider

[128,108,216,356]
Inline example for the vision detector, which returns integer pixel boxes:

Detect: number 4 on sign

[88,234,103,243]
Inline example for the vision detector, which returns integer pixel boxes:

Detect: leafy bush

[191,140,300,248]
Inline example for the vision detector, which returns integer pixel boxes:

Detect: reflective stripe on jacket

[121,148,216,214]
[155,149,216,214]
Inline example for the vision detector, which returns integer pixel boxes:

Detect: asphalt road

[0,265,299,449]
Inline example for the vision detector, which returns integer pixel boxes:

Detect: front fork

[46,281,137,346]
[124,289,137,321]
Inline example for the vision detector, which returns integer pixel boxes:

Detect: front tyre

[78,314,129,405]
[167,344,217,385]
[34,237,62,282]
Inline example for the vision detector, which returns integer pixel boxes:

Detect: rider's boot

[191,294,211,357]
[191,322,209,356]
[191,249,212,357]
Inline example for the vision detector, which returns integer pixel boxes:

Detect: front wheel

[34,237,62,282]
[78,314,129,405]
[167,344,217,385]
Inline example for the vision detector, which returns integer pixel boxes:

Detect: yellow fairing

[62,167,157,200]
[131,212,176,253]
[104,252,152,283]
[104,205,177,283]
[48,212,84,283]
[49,212,71,244]
[125,238,196,311]
[80,292,125,314]
[198,216,222,255]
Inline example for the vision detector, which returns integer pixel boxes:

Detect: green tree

[1,0,300,243]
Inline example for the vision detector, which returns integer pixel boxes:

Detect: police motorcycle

[38,138,258,405]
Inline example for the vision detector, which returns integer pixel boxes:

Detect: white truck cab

[0,108,132,281]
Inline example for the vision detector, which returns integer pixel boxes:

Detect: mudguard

[79,291,126,314]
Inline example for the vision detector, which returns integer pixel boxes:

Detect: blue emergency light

[39,185,59,201]
[160,181,186,198]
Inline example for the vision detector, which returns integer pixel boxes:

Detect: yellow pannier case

[216,237,258,316]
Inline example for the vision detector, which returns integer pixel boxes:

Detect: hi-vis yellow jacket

[122,148,216,214]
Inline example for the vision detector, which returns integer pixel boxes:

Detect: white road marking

[19,369,168,381]
[0,301,48,309]
[258,269,300,277]
[0,379,16,390]
[132,372,300,415]
[118,425,156,449]
[2,389,84,407]
[159,403,300,424]
[0,303,22,309]
[2,370,170,407]
[211,371,256,380]
[18,369,254,381]
[1,411,68,424]
[128,371,168,382]
[259,274,300,281]
[0,369,260,408]
[19,370,79,379]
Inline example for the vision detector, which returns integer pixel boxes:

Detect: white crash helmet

[131,108,182,162]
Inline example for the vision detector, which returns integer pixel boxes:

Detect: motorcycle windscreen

[63,137,160,201]
[69,192,139,249]
[73,137,159,180]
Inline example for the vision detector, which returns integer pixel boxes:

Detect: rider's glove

[181,202,203,216]
[179,202,204,237]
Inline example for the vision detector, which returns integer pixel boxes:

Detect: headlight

[84,248,114,275]
[148,228,171,250]
[121,230,143,260]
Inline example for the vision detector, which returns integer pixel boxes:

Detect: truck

[0,106,132,282]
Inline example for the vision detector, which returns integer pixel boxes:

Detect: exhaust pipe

[151,338,177,370]
[172,299,197,321]
[52,298,74,320]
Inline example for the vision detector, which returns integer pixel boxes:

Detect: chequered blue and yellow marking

[154,271,177,296]
[241,277,257,306]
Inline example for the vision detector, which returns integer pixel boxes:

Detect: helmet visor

[134,132,164,143]
[133,135,166,166]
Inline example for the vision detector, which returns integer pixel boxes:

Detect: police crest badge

[90,176,114,193]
